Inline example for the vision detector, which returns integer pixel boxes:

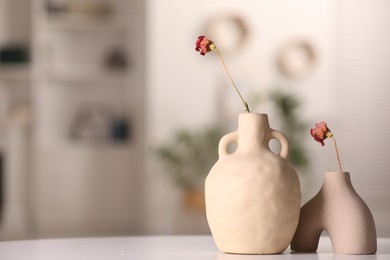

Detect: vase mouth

[239,113,269,120]
[238,113,270,127]
[239,112,267,116]
[325,171,350,175]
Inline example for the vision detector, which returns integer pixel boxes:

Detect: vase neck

[322,172,354,194]
[236,113,271,153]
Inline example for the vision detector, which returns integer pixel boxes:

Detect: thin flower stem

[332,137,343,173]
[215,48,250,113]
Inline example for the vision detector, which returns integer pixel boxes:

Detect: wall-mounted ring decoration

[276,39,317,80]
[204,13,249,55]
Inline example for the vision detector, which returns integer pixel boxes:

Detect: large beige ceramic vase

[205,113,301,254]
[291,171,377,254]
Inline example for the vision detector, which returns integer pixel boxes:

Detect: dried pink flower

[310,121,343,173]
[310,122,333,146]
[195,36,215,56]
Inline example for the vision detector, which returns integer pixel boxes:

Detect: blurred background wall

[0,0,389,239]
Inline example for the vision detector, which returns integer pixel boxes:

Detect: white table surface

[0,236,389,260]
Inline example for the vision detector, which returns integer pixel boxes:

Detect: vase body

[291,171,377,254]
[205,113,301,254]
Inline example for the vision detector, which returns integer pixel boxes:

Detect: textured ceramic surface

[205,113,301,254]
[291,171,377,254]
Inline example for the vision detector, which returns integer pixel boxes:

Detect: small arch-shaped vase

[291,171,377,254]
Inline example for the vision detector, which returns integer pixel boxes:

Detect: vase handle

[270,129,289,159]
[218,131,238,158]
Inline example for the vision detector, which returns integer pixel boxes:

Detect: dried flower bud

[310,122,333,146]
[195,36,215,56]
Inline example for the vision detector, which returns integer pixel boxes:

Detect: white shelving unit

[0,0,146,239]
[0,0,33,240]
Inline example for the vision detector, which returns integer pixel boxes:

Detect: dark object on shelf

[45,0,66,14]
[0,45,30,64]
[104,48,128,70]
[46,0,112,17]
[111,117,130,142]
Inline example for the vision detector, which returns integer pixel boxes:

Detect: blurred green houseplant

[155,126,225,190]
[156,127,225,210]
[270,89,311,174]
